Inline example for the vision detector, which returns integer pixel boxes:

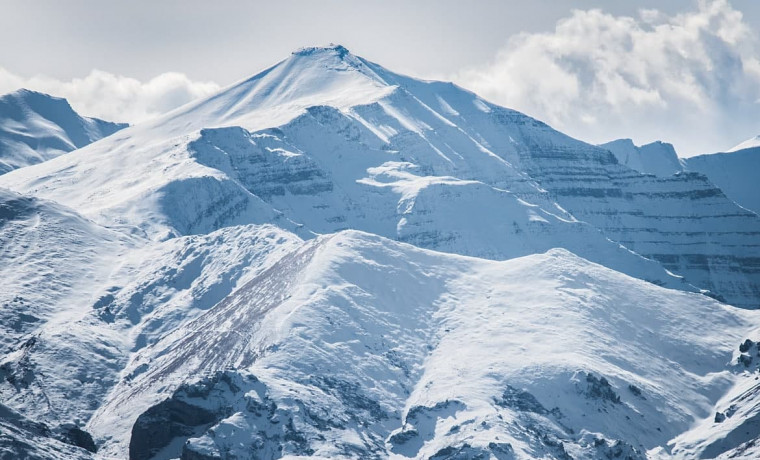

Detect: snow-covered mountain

[685,147,760,216]
[2,45,760,459]
[599,139,684,178]
[0,89,127,174]
[2,45,759,307]
[600,136,759,219]
[728,134,760,153]
[3,207,758,459]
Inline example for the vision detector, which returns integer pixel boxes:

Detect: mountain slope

[0,187,137,459]
[1,46,758,306]
[80,231,759,459]
[3,221,757,459]
[728,134,760,152]
[0,47,686,293]
[599,138,760,217]
[0,184,305,458]
[0,218,303,432]
[0,89,127,174]
[0,45,759,459]
[685,147,760,215]
[0,187,134,350]
[0,402,96,460]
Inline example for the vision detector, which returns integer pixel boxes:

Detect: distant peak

[292,44,350,58]
[1,88,73,112]
[640,140,677,156]
[728,134,760,152]
[4,88,61,101]
[599,138,635,150]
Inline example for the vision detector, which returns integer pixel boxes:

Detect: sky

[1,0,759,156]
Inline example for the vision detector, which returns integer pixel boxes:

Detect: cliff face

[518,147,760,309]
[87,233,759,459]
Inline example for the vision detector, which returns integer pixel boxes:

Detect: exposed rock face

[58,425,97,453]
[2,46,759,308]
[129,370,389,460]
[129,375,232,460]
[190,127,333,202]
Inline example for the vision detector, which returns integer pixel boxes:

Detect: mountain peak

[286,43,372,76]
[728,134,760,152]
[2,88,72,110]
[292,43,350,58]
[155,44,393,133]
[600,138,683,177]
[7,88,56,98]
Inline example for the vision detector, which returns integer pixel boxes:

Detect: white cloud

[0,68,220,124]
[455,0,760,156]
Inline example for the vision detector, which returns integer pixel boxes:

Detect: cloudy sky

[1,0,758,156]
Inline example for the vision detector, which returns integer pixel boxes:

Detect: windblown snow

[1,45,760,460]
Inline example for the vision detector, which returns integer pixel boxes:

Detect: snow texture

[1,45,760,459]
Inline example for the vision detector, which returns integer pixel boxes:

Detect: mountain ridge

[1,45,758,308]
[0,89,127,174]
[1,45,760,459]
[685,147,760,216]
[728,134,760,153]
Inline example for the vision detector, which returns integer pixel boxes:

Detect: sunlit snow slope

[599,139,684,178]
[86,232,760,459]
[0,89,127,174]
